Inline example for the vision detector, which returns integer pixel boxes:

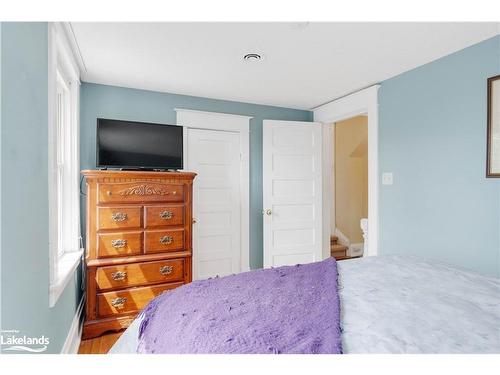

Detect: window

[49,24,82,307]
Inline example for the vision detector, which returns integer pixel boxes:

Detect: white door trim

[313,85,380,257]
[175,108,251,272]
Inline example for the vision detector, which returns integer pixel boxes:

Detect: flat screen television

[96,118,183,170]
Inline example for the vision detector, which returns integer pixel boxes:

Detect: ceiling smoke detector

[243,53,263,62]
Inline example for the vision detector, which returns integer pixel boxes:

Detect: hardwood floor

[335,254,363,261]
[78,332,123,354]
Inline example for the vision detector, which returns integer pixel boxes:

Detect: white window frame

[48,23,82,307]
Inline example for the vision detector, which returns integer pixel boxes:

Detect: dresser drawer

[96,259,185,290]
[144,205,184,228]
[97,231,143,258]
[97,282,183,318]
[98,182,184,204]
[97,206,142,230]
[144,229,184,254]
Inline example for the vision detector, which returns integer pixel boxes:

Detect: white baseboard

[61,297,85,354]
[349,242,364,257]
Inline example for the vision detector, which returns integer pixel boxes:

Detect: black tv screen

[97,118,183,170]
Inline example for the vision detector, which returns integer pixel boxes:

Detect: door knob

[263,209,272,216]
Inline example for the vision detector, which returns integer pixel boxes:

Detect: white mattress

[109,255,500,354]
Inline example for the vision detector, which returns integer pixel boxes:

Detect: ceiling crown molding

[60,22,87,76]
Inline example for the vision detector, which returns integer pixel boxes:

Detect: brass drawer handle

[111,239,127,248]
[111,271,127,281]
[111,212,128,222]
[159,210,173,220]
[159,235,173,245]
[160,265,173,275]
[111,297,127,308]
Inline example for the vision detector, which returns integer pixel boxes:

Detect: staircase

[331,235,348,260]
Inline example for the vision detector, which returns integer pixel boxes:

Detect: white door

[263,120,323,268]
[187,128,241,280]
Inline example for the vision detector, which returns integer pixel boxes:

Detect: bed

[109,255,500,354]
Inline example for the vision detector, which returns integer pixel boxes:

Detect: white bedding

[109,255,500,354]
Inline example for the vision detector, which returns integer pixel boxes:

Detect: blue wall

[80,83,313,268]
[379,35,500,277]
[0,23,82,353]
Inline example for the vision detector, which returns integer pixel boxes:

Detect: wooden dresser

[81,170,196,339]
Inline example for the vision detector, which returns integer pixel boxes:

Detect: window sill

[49,250,83,308]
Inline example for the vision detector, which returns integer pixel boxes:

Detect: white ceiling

[71,22,499,110]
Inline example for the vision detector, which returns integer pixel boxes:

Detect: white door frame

[313,85,380,257]
[175,108,251,272]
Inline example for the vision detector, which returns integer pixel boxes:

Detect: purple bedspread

[137,258,342,354]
